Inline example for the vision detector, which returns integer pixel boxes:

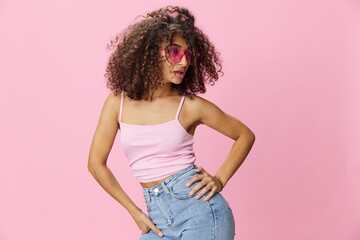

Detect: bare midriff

[140,176,170,188]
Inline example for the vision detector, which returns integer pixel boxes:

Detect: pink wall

[0,0,359,239]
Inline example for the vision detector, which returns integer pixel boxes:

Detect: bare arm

[186,96,255,201]
[88,93,163,237]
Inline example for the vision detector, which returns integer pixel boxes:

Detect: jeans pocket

[169,171,197,200]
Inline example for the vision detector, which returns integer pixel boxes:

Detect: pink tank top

[119,92,196,183]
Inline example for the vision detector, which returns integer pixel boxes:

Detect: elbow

[243,128,256,146]
[235,128,255,148]
[87,159,96,176]
[249,129,256,144]
[87,157,103,177]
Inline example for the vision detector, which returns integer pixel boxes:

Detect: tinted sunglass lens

[167,46,192,64]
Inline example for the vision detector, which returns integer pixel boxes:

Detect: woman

[88,6,255,240]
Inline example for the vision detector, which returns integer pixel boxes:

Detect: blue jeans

[140,164,235,240]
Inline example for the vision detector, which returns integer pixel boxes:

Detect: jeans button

[154,187,159,195]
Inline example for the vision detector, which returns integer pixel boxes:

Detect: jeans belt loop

[161,181,170,194]
[144,189,151,202]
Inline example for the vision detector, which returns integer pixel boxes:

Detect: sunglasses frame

[160,45,196,65]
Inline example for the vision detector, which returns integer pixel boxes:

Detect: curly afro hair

[105,6,222,100]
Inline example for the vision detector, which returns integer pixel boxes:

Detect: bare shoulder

[105,92,121,105]
[184,94,225,124]
[185,94,217,110]
[103,92,121,110]
[98,92,122,123]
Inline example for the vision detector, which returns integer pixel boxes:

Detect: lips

[173,70,185,78]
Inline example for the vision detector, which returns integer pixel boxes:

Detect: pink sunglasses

[162,45,196,65]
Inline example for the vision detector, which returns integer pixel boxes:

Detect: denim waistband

[142,164,197,198]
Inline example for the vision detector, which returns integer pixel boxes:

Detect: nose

[178,54,188,66]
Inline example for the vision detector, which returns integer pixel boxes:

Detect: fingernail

[186,183,190,187]
[158,232,164,237]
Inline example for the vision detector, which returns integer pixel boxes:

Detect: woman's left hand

[186,166,224,201]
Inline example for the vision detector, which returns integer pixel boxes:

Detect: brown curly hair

[105,6,222,100]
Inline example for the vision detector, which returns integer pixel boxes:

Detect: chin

[172,79,183,85]
[165,77,182,85]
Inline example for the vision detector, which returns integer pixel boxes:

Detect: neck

[148,83,177,100]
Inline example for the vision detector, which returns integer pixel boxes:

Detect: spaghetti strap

[119,91,124,125]
[175,95,186,120]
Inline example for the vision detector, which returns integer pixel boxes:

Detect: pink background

[0,0,359,239]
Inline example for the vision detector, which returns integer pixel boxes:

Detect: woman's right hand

[132,209,164,237]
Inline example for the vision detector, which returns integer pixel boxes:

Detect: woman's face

[159,34,192,85]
